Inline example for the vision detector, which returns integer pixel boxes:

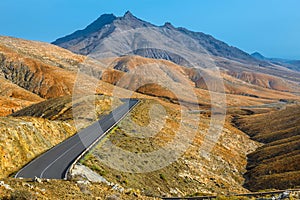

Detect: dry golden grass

[81,99,259,197]
[0,117,76,178]
[0,94,124,179]
[0,178,158,200]
[10,95,122,122]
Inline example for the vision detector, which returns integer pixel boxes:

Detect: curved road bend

[15,99,139,179]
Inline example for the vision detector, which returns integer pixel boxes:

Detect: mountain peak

[88,13,116,29]
[251,52,266,60]
[163,22,175,29]
[52,13,116,45]
[123,11,135,19]
[117,11,154,29]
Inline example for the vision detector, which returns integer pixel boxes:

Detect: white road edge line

[63,100,140,180]
[14,100,139,179]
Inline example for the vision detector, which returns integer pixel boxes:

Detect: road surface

[15,99,139,179]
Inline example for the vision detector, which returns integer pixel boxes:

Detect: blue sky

[1,0,300,59]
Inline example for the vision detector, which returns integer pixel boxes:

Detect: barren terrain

[0,34,299,199]
[233,104,300,191]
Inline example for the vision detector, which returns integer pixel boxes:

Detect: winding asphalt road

[15,99,139,179]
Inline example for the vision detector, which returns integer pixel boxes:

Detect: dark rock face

[251,52,266,60]
[0,55,38,94]
[53,14,117,46]
[119,11,153,28]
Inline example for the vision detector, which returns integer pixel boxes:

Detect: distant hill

[251,51,300,72]
[251,52,266,60]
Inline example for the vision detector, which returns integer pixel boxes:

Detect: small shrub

[159,173,166,181]
[6,190,36,200]
[214,196,250,200]
[90,164,107,176]
[122,179,129,185]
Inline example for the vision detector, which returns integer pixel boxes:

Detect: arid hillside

[100,55,299,107]
[0,77,43,116]
[79,99,260,197]
[0,36,146,116]
[0,94,124,179]
[233,104,300,191]
[0,116,76,178]
[0,36,85,99]
[0,34,300,199]
[226,71,299,92]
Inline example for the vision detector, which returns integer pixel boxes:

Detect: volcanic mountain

[52,11,300,102]
[53,11,300,85]
[53,11,257,63]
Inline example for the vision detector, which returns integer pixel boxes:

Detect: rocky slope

[0,116,76,178]
[0,36,83,99]
[53,11,257,64]
[0,94,124,179]
[233,104,300,191]
[0,178,157,200]
[80,99,260,197]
